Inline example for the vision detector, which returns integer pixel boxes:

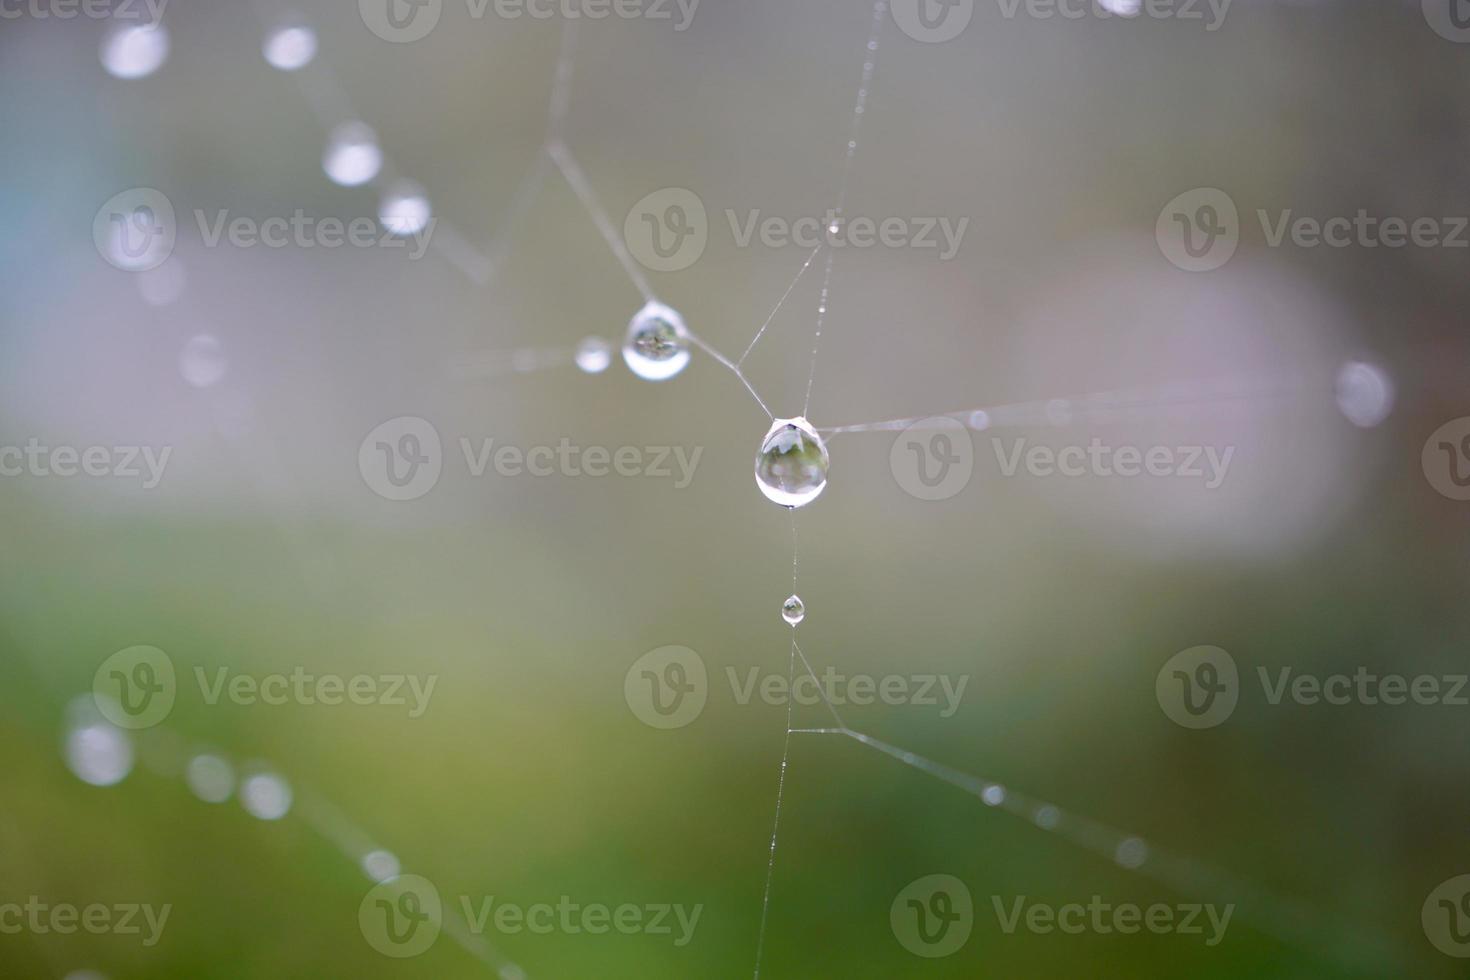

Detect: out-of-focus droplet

[1335,360,1394,428]
[575,336,612,374]
[240,771,293,821]
[263,22,317,71]
[180,334,227,389]
[101,24,169,79]
[186,753,235,804]
[379,180,431,236]
[323,122,383,188]
[362,849,401,883]
[64,701,135,788]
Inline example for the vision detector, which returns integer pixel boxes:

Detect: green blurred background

[4,0,1470,976]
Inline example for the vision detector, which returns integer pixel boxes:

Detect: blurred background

[3,0,1470,976]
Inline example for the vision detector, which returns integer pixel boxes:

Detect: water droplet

[379,180,431,236]
[575,336,612,374]
[362,849,401,883]
[240,771,293,820]
[65,721,134,787]
[755,416,829,508]
[185,753,235,803]
[1115,837,1149,869]
[101,24,169,79]
[781,594,805,626]
[263,22,317,71]
[1335,360,1394,428]
[981,784,1005,806]
[622,301,690,381]
[1034,805,1060,829]
[323,122,382,188]
[180,334,227,388]
[967,410,991,431]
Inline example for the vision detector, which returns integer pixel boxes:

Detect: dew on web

[755,417,830,509]
[100,23,169,80]
[322,122,383,188]
[65,719,134,788]
[239,770,293,821]
[1335,359,1394,428]
[781,594,805,627]
[262,22,318,73]
[378,180,432,237]
[574,336,613,374]
[185,753,235,804]
[180,334,228,389]
[623,300,691,381]
[361,849,402,883]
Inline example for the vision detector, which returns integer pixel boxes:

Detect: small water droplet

[240,770,292,821]
[101,24,169,79]
[379,180,431,236]
[185,753,235,803]
[323,122,382,188]
[362,849,402,883]
[180,334,227,389]
[967,410,991,431]
[622,300,690,381]
[755,416,829,508]
[1335,360,1394,428]
[263,22,317,71]
[781,594,805,626]
[575,336,612,374]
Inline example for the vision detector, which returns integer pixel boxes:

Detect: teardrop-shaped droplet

[781,594,805,626]
[755,417,829,508]
[575,336,613,374]
[622,301,690,381]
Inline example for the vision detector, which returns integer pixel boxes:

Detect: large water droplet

[781,594,805,626]
[755,417,829,508]
[1335,360,1394,428]
[323,122,382,187]
[575,336,612,374]
[379,180,431,236]
[622,301,690,381]
[101,24,169,80]
[263,22,317,71]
